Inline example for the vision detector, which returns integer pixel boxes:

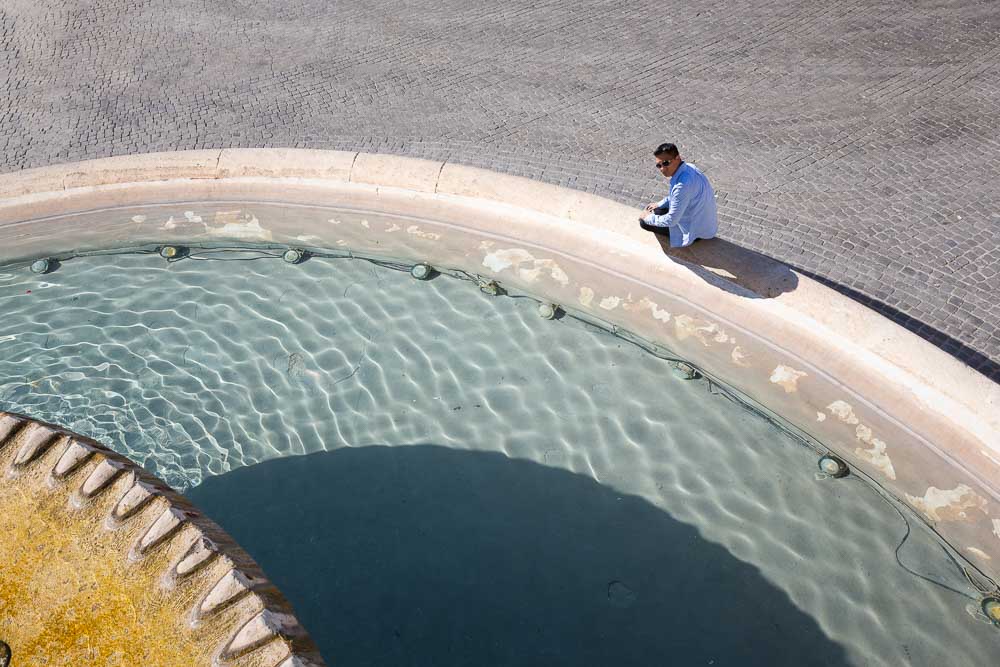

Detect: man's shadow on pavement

[646,230,1000,382]
[647,232,798,299]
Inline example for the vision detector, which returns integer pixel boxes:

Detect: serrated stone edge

[0,411,326,666]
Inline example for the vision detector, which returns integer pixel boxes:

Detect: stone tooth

[138,507,187,554]
[81,459,128,497]
[113,481,159,520]
[278,656,325,667]
[175,536,218,577]
[0,413,25,445]
[198,569,260,617]
[13,423,62,466]
[223,609,301,659]
[53,440,97,478]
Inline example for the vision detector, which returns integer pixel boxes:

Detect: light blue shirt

[642,161,719,247]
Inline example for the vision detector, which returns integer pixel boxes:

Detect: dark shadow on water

[188,446,849,667]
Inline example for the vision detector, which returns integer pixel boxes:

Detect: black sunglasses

[655,158,674,169]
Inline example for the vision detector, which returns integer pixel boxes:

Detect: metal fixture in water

[410,263,434,280]
[538,303,558,320]
[818,455,850,478]
[672,362,700,380]
[29,258,52,274]
[159,245,185,260]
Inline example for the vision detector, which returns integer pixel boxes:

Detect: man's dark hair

[653,142,679,159]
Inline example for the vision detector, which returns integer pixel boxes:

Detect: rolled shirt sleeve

[643,183,689,229]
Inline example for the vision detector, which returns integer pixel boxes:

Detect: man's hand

[644,202,657,213]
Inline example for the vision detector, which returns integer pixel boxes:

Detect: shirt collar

[670,161,687,182]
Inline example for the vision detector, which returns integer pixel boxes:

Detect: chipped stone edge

[0,150,993,445]
[0,411,326,667]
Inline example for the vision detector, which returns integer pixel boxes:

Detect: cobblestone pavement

[2,0,999,380]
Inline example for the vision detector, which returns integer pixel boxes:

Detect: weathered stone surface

[80,458,127,497]
[11,422,63,466]
[175,535,219,577]
[0,412,325,666]
[113,480,160,520]
[199,570,261,617]
[52,439,100,478]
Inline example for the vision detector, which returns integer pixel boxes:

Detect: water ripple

[0,250,996,664]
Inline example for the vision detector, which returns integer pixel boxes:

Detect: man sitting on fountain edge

[639,142,719,247]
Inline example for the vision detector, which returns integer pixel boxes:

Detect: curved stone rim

[0,411,326,667]
[0,148,997,580]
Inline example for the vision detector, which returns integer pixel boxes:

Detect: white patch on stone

[674,315,696,341]
[855,437,896,480]
[482,248,570,286]
[113,481,158,519]
[184,211,203,223]
[13,423,58,465]
[328,217,342,225]
[80,459,127,496]
[646,301,672,323]
[209,214,273,241]
[0,414,24,441]
[295,234,323,244]
[769,365,807,393]
[225,610,301,657]
[967,547,991,560]
[905,484,988,522]
[599,296,621,310]
[176,536,218,576]
[578,287,594,307]
[625,296,671,323]
[199,570,258,616]
[479,240,495,250]
[731,346,751,367]
[825,400,896,479]
[484,248,531,272]
[519,267,542,283]
[360,219,370,228]
[548,265,569,285]
[406,225,441,240]
[385,222,401,232]
[826,400,860,425]
[131,215,147,223]
[993,519,1000,539]
[138,507,186,553]
[816,412,827,422]
[278,656,324,667]
[674,315,729,347]
[53,440,96,478]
